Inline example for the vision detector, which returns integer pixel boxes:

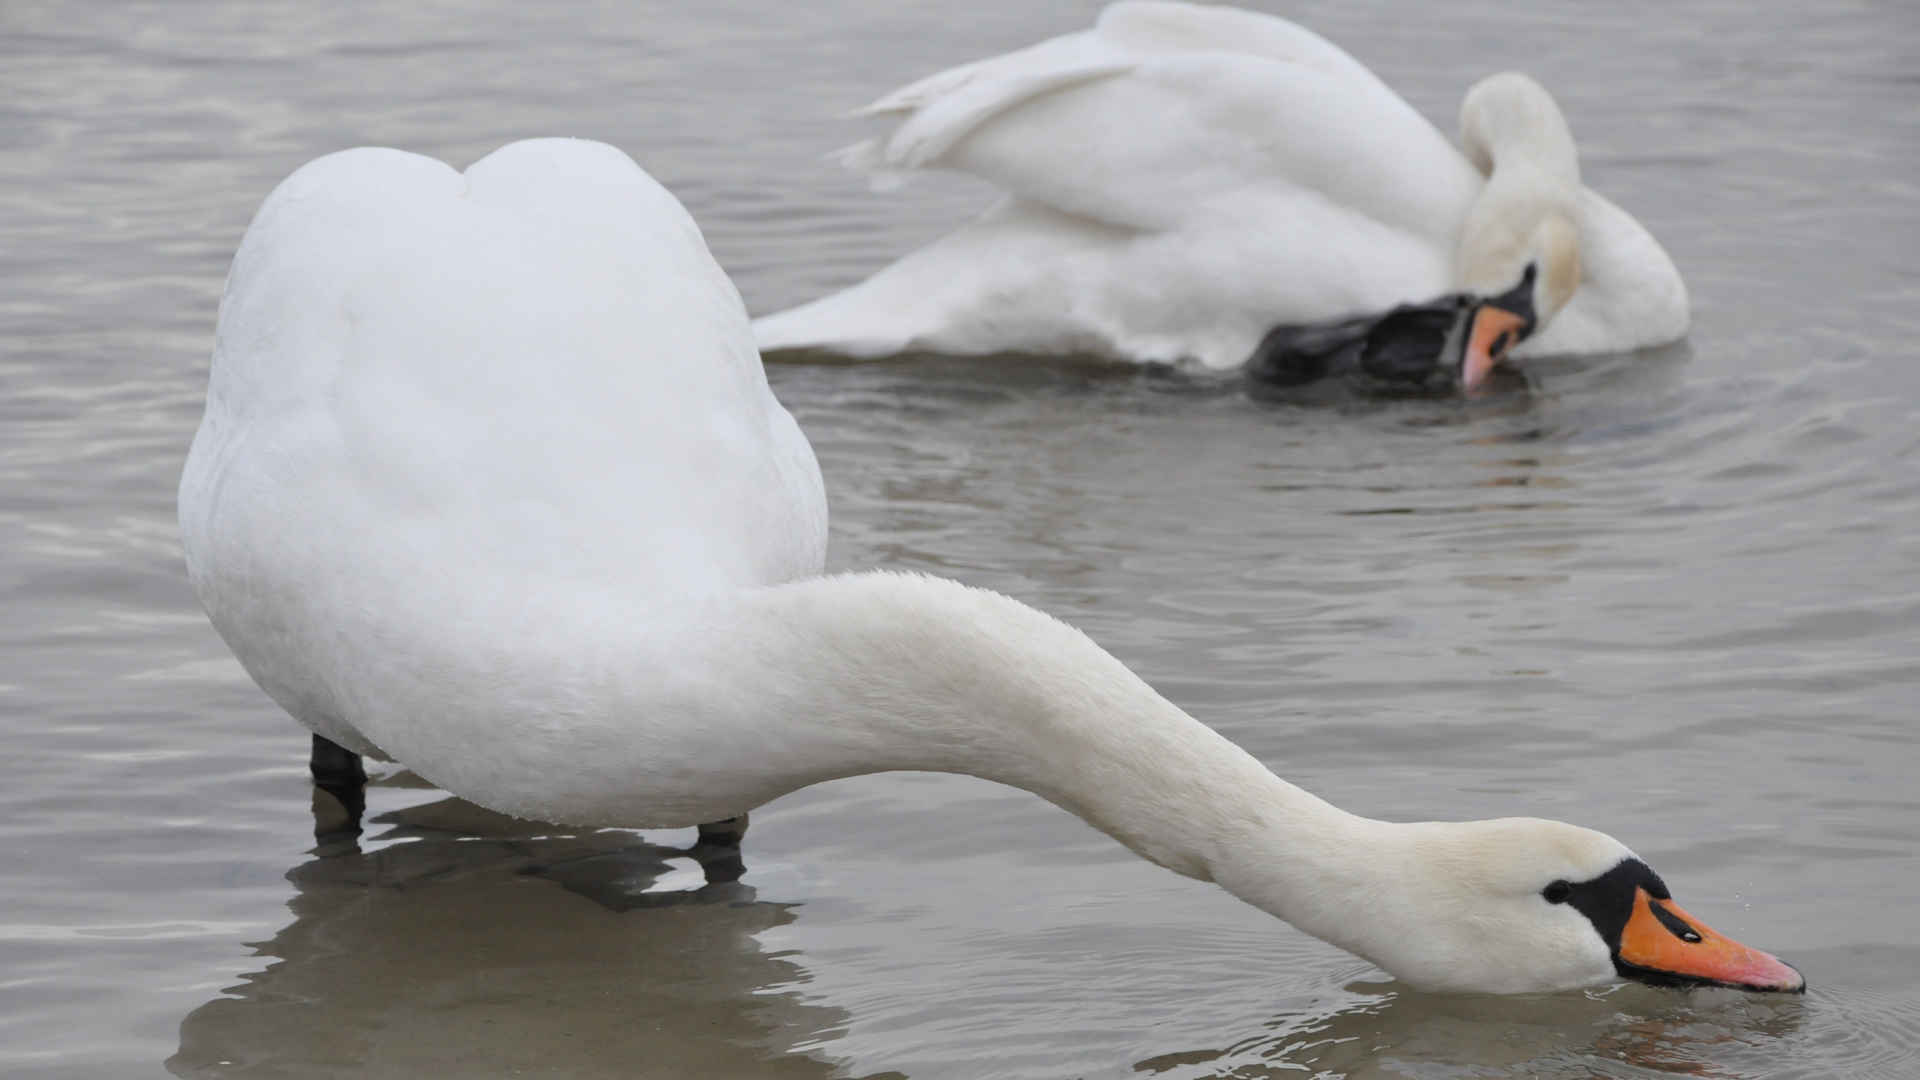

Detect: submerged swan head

[1224,816,1802,994]
[1450,72,1586,389]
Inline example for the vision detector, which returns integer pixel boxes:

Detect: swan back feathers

[179,139,827,755]
[187,139,825,606]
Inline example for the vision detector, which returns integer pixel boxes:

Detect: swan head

[1381,819,1802,994]
[1452,216,1582,392]
[1242,226,1577,394]
[1237,818,1805,994]
[1453,72,1585,390]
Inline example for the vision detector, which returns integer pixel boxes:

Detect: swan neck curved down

[1459,73,1580,186]
[691,574,1372,881]
[713,575,1426,968]
[1453,74,1583,297]
[705,576,1475,970]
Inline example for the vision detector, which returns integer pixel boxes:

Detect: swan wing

[839,1,1477,239]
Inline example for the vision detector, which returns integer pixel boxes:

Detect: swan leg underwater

[752,1,1688,386]
[307,732,367,832]
[179,137,1796,996]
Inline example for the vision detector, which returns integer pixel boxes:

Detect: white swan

[752,1,1688,387]
[178,138,1795,995]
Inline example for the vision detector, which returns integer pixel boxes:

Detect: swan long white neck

[1459,73,1580,186]
[716,574,1373,876]
[1453,74,1582,295]
[1449,71,1689,356]
[354,571,1389,949]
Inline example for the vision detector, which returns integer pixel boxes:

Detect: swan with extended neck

[753,2,1688,388]
[179,138,1794,996]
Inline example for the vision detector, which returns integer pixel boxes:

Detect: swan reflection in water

[172,783,1810,1078]
[1136,976,1805,1079]
[167,787,885,1080]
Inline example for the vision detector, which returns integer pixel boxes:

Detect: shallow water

[3,1,1918,1077]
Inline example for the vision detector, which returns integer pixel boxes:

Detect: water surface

[3,1,1917,1077]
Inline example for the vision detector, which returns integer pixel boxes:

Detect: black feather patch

[1245,294,1474,397]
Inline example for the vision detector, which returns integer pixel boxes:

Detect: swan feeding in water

[752,1,1688,391]
[178,137,1795,995]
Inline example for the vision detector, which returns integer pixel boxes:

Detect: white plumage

[754,1,1688,370]
[178,137,1796,996]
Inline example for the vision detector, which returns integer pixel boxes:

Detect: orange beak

[1617,888,1804,993]
[1460,305,1531,393]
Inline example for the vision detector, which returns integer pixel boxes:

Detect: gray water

[4,1,1918,1077]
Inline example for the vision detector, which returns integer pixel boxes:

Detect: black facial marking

[1562,857,1671,957]
[1489,330,1513,357]
[1564,859,1804,993]
[1487,263,1540,340]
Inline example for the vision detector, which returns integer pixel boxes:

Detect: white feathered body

[175,135,1798,997]
[179,139,828,821]
[753,1,1686,369]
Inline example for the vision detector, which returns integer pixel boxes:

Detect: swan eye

[1542,880,1573,904]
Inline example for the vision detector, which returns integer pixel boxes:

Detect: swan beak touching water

[1243,263,1543,395]
[1613,890,1805,992]
[1545,857,1804,993]
[1459,263,1540,392]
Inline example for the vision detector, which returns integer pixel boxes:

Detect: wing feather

[835,1,1476,236]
